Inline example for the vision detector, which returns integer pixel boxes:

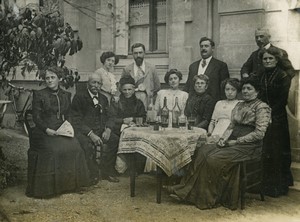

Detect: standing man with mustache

[240,28,295,79]
[122,43,161,104]
[184,37,230,100]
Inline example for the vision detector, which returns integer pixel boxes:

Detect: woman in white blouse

[155,69,188,113]
[95,51,119,103]
[207,78,240,140]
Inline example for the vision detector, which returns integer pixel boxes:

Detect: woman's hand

[123,117,134,125]
[46,128,57,136]
[217,138,226,147]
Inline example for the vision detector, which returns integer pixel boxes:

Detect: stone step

[290,181,300,192]
[291,162,300,184]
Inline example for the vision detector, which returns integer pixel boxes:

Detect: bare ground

[0,128,300,222]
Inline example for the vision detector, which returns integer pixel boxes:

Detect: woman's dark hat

[119,75,135,87]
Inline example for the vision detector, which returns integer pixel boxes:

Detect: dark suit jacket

[240,44,295,78]
[70,89,114,137]
[183,57,230,100]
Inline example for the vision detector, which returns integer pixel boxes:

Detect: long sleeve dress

[208,99,239,137]
[26,87,89,198]
[172,98,271,210]
[110,94,147,174]
[95,67,118,103]
[184,92,216,130]
[259,67,293,197]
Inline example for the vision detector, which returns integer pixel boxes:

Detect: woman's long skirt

[26,131,89,198]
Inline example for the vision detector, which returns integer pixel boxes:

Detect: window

[129,0,167,53]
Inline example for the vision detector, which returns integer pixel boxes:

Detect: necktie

[136,66,144,81]
[93,96,98,105]
[201,59,207,68]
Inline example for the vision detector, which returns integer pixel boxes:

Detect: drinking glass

[178,115,187,130]
[187,115,196,130]
[136,117,143,127]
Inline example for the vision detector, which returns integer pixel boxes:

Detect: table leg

[130,154,136,197]
[156,166,163,204]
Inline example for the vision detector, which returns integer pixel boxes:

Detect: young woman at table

[154,69,188,114]
[184,74,216,130]
[259,47,294,197]
[110,75,147,174]
[95,51,119,103]
[207,78,240,141]
[166,77,271,210]
[26,66,89,198]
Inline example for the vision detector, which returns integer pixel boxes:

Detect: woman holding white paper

[26,66,89,198]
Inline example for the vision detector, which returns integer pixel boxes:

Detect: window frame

[128,0,167,54]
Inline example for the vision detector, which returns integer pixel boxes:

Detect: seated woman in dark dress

[166,77,271,210]
[110,75,147,174]
[26,66,89,198]
[184,74,216,130]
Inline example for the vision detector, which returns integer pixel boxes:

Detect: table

[118,126,206,203]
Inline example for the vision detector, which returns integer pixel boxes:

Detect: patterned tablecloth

[118,127,207,176]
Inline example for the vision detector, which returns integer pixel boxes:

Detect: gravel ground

[0,128,300,222]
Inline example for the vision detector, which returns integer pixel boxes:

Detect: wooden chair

[239,158,265,209]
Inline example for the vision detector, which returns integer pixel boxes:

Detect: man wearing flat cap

[240,28,295,78]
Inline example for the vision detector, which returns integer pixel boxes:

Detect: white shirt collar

[88,89,98,98]
[197,56,213,75]
[202,56,212,64]
[134,60,146,76]
[264,43,271,49]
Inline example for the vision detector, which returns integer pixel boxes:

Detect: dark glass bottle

[172,97,181,128]
[161,97,169,128]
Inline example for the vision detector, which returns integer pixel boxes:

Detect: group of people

[26,27,294,211]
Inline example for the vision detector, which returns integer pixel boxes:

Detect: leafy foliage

[0,4,81,88]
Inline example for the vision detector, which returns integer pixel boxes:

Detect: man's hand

[89,132,103,146]
[102,128,111,142]
[46,128,57,136]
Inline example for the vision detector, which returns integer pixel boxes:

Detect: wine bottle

[172,97,181,128]
[146,96,156,125]
[161,97,169,128]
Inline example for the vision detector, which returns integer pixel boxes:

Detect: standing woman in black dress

[259,47,294,197]
[26,66,89,198]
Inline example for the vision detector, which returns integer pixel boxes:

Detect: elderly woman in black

[26,67,89,198]
[166,77,271,210]
[184,74,215,130]
[259,47,294,197]
[110,75,147,174]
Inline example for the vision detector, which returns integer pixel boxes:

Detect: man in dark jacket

[184,37,230,101]
[71,73,119,183]
[240,28,295,78]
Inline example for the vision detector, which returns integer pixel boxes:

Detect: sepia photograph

[0,0,300,221]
